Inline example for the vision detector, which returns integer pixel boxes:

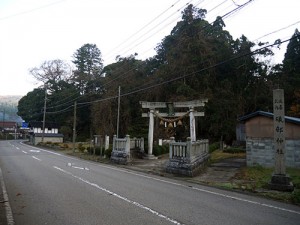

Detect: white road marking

[19,141,300,216]
[67,163,89,171]
[190,186,300,215]
[16,147,19,150]
[32,156,41,161]
[72,166,85,170]
[39,149,61,156]
[22,151,28,154]
[0,168,15,225]
[29,150,40,153]
[87,165,300,215]
[20,142,61,156]
[53,166,183,225]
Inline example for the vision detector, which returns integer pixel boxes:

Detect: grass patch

[223,147,245,154]
[232,166,300,205]
[210,149,246,163]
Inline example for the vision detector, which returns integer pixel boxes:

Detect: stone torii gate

[140,99,208,159]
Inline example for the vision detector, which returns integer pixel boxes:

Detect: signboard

[22,122,28,128]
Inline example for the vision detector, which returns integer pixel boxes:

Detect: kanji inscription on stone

[273,89,286,174]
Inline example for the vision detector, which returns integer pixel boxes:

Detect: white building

[28,121,63,145]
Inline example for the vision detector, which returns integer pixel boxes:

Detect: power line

[44,0,282,114]
[106,0,182,59]
[45,36,297,115]
[254,20,300,42]
[0,0,68,21]
[105,0,197,62]
[45,0,202,110]
[102,0,254,88]
[46,1,197,110]
[44,0,256,112]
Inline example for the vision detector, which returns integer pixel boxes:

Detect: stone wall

[246,138,300,168]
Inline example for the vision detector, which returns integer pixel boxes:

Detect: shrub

[86,147,92,154]
[209,142,219,153]
[94,147,102,156]
[153,145,169,156]
[63,143,69,149]
[105,147,112,158]
[223,147,245,154]
[77,143,85,152]
[291,189,300,204]
[86,147,104,156]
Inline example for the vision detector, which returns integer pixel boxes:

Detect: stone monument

[269,89,294,191]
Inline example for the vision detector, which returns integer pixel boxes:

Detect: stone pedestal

[143,154,158,160]
[268,174,294,192]
[166,154,210,177]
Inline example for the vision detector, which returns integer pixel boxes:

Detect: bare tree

[30,59,72,85]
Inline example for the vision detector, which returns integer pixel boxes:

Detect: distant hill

[0,95,22,105]
[0,95,23,123]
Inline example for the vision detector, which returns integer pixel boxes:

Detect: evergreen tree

[72,43,103,94]
[282,29,300,117]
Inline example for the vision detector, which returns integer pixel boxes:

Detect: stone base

[142,154,158,160]
[268,174,294,192]
[110,151,130,165]
[166,154,210,177]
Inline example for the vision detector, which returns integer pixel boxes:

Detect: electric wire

[35,0,291,115]
[46,0,192,109]
[100,0,253,90]
[46,0,205,110]
[45,35,298,115]
[105,0,197,62]
[44,0,258,112]
[0,0,68,21]
[106,0,182,59]
[253,20,300,42]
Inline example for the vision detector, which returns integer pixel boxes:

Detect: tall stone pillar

[189,107,196,142]
[105,135,109,150]
[148,109,154,155]
[269,89,293,191]
[144,109,157,159]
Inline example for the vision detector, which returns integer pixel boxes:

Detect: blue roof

[238,111,300,125]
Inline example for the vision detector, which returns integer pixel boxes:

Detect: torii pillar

[147,109,155,158]
[189,107,196,141]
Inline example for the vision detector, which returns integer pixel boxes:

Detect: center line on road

[22,151,28,154]
[53,166,184,225]
[32,156,41,161]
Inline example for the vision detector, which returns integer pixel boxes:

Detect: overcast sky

[0,0,299,96]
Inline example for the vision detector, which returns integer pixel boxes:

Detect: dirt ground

[124,154,246,184]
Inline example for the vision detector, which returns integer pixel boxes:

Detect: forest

[17,4,300,145]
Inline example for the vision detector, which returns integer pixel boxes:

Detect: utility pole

[72,101,77,153]
[41,87,47,143]
[117,86,121,138]
[1,109,4,130]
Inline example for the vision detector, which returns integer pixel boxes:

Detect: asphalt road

[0,140,299,225]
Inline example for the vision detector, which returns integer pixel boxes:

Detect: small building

[1,121,18,132]
[237,111,300,168]
[28,121,63,145]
